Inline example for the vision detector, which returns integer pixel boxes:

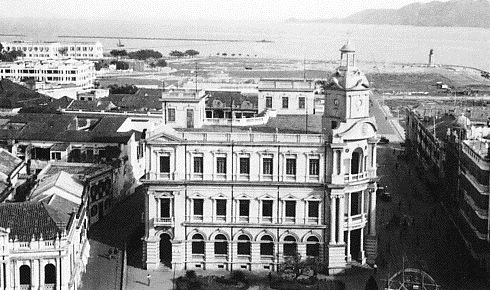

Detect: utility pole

[195,62,198,95]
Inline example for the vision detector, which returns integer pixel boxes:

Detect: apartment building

[1,41,103,59]
[0,59,96,89]
[406,108,490,281]
[142,44,378,274]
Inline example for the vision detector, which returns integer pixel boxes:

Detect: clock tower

[323,43,378,274]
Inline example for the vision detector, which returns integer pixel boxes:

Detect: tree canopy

[0,50,24,62]
[184,49,200,57]
[155,59,167,67]
[58,47,68,56]
[169,50,185,57]
[128,49,162,60]
[110,49,128,57]
[108,84,138,94]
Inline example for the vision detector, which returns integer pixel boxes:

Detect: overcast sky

[0,0,436,20]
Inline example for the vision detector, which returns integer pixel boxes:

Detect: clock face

[333,99,339,106]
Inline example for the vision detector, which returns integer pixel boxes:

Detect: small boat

[117,39,125,47]
[257,39,273,43]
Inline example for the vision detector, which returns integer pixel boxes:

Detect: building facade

[0,59,96,89]
[258,79,315,115]
[406,108,490,281]
[1,41,103,59]
[142,44,378,274]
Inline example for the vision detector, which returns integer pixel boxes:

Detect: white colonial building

[0,59,96,89]
[1,41,103,59]
[142,44,378,274]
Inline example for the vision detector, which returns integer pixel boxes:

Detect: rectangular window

[159,156,170,173]
[193,199,204,216]
[266,96,272,108]
[350,191,361,216]
[285,201,296,218]
[309,158,320,176]
[217,157,227,174]
[262,200,273,217]
[239,200,249,217]
[160,199,170,218]
[216,199,226,216]
[193,156,203,174]
[239,157,250,174]
[51,152,61,160]
[168,108,176,122]
[263,157,273,175]
[282,97,288,109]
[286,158,296,175]
[299,97,305,109]
[308,201,319,218]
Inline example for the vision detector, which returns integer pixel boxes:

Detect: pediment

[211,193,228,199]
[189,192,205,199]
[282,194,298,200]
[258,193,275,200]
[336,119,377,141]
[236,193,253,200]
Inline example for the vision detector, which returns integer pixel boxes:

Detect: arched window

[306,236,320,257]
[20,265,31,285]
[351,148,363,174]
[283,236,297,256]
[191,234,205,255]
[214,234,228,255]
[237,235,251,255]
[260,235,274,256]
[44,264,56,284]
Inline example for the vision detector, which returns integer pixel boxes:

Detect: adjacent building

[406,107,490,281]
[142,44,378,274]
[1,41,103,60]
[0,59,96,90]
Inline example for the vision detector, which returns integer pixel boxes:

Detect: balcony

[153,217,174,226]
[344,213,367,229]
[44,284,56,290]
[344,172,368,182]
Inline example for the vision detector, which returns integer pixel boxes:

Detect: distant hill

[286,0,490,28]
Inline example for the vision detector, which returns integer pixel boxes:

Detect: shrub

[230,270,248,283]
[185,270,197,279]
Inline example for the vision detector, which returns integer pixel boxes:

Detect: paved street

[371,95,488,289]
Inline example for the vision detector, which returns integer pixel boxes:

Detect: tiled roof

[31,171,84,204]
[0,79,51,109]
[42,162,112,178]
[0,113,134,144]
[0,148,22,177]
[205,91,258,109]
[0,202,65,241]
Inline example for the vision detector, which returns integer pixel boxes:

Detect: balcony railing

[153,217,174,226]
[344,213,367,228]
[44,284,56,290]
[344,172,368,182]
[19,285,30,290]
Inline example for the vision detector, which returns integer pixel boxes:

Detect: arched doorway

[350,229,361,262]
[44,264,56,285]
[159,233,172,267]
[19,265,31,286]
[351,148,363,174]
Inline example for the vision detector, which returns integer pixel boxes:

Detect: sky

[0,0,436,21]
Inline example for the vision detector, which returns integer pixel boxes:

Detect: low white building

[0,59,96,90]
[1,41,103,59]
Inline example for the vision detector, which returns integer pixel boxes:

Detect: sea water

[1,18,489,71]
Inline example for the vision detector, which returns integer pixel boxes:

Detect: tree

[58,47,68,56]
[0,50,24,62]
[155,59,167,67]
[128,49,162,60]
[110,61,129,70]
[0,43,3,52]
[108,84,138,94]
[279,252,315,281]
[365,275,378,290]
[184,49,199,57]
[169,50,185,58]
[110,49,128,57]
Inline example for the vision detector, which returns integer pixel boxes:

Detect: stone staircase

[364,236,378,265]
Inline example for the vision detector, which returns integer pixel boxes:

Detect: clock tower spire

[323,43,378,274]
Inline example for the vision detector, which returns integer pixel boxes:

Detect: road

[371,95,488,289]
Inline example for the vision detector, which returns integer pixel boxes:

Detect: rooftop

[0,148,23,179]
[0,113,134,144]
[0,202,68,242]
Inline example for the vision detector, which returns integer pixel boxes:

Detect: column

[346,230,351,261]
[338,196,345,244]
[330,197,336,244]
[332,151,338,176]
[369,190,376,236]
